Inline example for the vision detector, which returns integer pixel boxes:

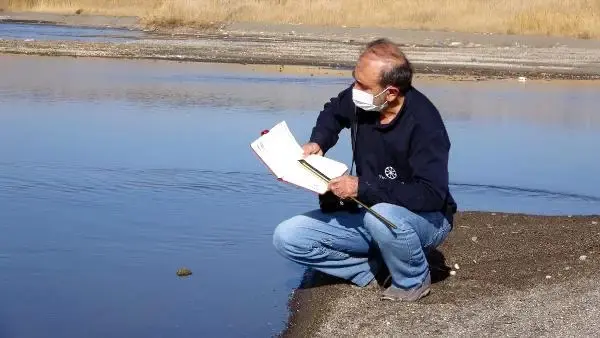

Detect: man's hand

[302,142,323,157]
[328,175,358,199]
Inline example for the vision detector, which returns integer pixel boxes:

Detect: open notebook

[250,121,348,194]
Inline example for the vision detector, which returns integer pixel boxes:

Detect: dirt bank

[281,211,600,337]
[1,12,600,80]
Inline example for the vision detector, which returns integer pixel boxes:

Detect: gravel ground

[282,212,600,337]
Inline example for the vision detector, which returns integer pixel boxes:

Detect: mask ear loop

[374,86,392,99]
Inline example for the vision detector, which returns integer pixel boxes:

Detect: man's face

[352,54,385,94]
[352,54,397,107]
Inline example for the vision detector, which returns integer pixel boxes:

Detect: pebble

[471,236,478,242]
[592,221,598,225]
[546,275,552,279]
[176,267,193,277]
[564,266,571,270]
[450,270,457,276]
[579,255,588,261]
[454,263,460,270]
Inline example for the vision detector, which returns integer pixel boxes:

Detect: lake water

[1,54,599,338]
[0,22,142,42]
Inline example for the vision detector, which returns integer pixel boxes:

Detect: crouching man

[273,38,457,301]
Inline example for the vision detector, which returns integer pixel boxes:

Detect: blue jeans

[273,203,452,289]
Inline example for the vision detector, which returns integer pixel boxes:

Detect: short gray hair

[361,38,413,93]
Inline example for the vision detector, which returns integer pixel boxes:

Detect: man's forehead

[353,57,384,86]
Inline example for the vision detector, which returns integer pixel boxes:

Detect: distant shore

[1,12,600,81]
[4,0,600,39]
[281,211,600,337]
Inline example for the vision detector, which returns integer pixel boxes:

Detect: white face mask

[352,86,391,112]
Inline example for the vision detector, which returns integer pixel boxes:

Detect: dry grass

[5,0,600,38]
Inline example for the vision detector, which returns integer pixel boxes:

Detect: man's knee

[272,215,312,257]
[364,203,415,241]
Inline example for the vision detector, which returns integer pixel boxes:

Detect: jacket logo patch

[384,166,397,180]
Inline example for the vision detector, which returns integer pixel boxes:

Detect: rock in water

[176,268,192,277]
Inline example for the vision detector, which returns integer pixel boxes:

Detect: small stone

[491,213,497,216]
[471,236,478,242]
[546,275,552,279]
[579,255,588,261]
[454,263,460,270]
[592,221,598,225]
[450,270,457,276]
[176,267,193,277]
[564,266,571,270]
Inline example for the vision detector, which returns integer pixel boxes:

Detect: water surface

[0,22,142,42]
[1,54,599,337]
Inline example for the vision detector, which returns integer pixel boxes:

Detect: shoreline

[280,211,600,337]
[2,12,600,81]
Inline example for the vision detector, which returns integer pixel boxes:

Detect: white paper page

[251,120,349,194]
[250,121,302,178]
[304,154,348,180]
[281,160,329,194]
[250,137,286,178]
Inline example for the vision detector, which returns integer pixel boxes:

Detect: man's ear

[386,86,400,101]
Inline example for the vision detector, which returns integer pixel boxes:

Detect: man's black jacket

[309,85,457,224]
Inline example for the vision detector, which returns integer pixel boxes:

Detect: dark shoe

[380,273,431,302]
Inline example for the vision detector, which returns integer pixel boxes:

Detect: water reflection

[2,55,599,129]
[1,54,599,337]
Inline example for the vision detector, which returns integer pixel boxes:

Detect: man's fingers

[328,180,340,193]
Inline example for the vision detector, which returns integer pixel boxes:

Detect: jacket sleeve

[357,119,451,212]
[308,85,353,153]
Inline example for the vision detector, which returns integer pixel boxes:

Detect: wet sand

[282,212,600,337]
[2,12,600,80]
